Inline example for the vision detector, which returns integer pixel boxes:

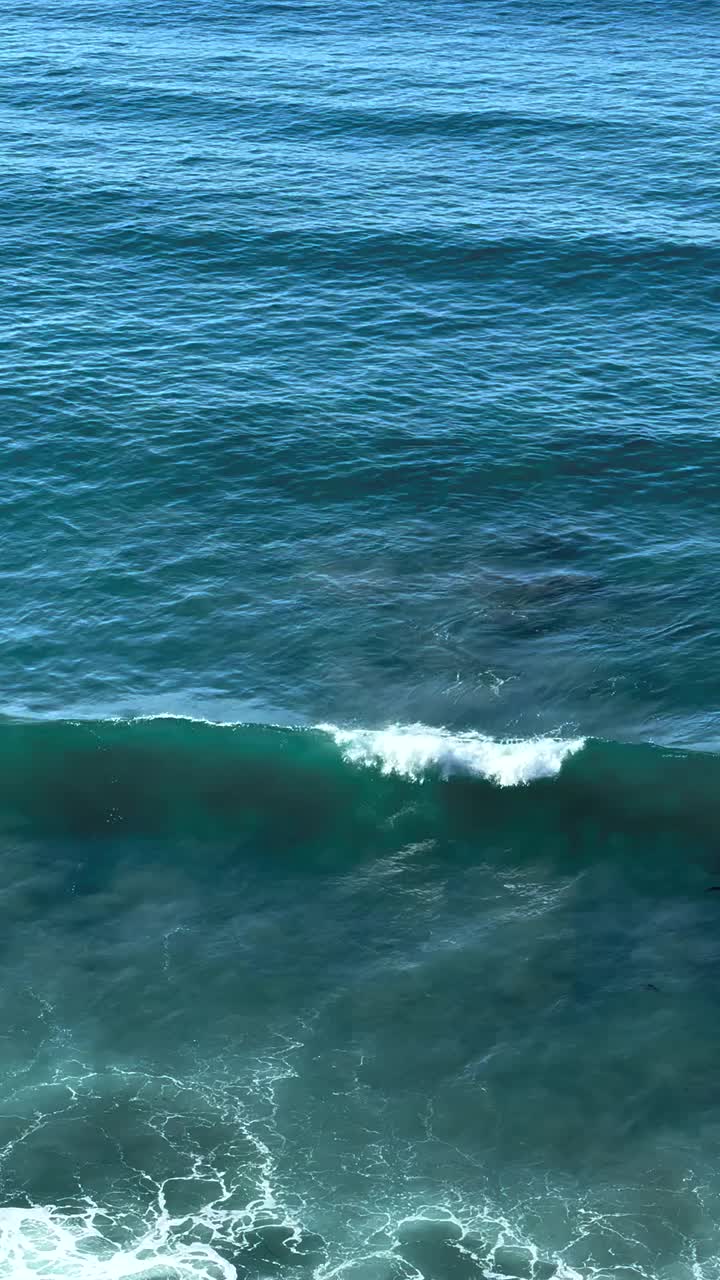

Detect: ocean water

[1,0,719,1276]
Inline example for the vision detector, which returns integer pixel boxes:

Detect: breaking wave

[319,723,585,785]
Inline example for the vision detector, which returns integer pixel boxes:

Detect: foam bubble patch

[319,724,585,786]
[0,1205,237,1280]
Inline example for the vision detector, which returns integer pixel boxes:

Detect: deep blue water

[1,1,719,1277]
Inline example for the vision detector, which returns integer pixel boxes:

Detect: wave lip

[318,723,585,786]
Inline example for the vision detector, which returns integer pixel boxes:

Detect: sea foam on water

[320,723,585,785]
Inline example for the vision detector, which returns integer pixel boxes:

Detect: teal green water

[2,0,720,1276]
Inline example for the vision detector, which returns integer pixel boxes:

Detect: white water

[320,723,585,785]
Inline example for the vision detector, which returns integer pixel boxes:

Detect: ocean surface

[1,1,719,1276]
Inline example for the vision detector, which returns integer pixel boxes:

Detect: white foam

[0,1205,236,1279]
[319,723,584,786]
[128,712,246,728]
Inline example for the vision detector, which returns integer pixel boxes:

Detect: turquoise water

[2,1,720,1276]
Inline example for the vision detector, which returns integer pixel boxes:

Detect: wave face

[0,714,713,841]
[0,717,593,849]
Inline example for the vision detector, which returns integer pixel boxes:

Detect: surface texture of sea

[2,1,719,1277]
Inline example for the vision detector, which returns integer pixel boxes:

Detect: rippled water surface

[4,0,718,742]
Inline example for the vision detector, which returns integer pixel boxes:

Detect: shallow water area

[1,720,720,1277]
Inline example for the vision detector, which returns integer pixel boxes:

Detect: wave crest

[319,724,585,786]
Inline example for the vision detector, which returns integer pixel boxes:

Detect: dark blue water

[1,1,719,1276]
